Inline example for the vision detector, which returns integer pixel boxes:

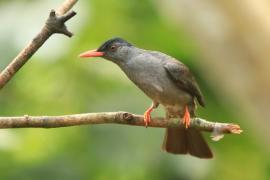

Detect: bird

[79,37,213,158]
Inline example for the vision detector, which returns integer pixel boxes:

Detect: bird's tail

[162,127,213,158]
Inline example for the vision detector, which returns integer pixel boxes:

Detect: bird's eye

[110,45,117,51]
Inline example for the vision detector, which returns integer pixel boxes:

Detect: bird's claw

[143,111,151,128]
[143,103,157,128]
[183,106,190,128]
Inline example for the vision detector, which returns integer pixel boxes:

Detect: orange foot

[143,105,154,128]
[183,106,190,129]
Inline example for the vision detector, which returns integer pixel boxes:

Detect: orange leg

[183,106,191,129]
[143,102,158,127]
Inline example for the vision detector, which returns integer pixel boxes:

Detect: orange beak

[79,49,104,58]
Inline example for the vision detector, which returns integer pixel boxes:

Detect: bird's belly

[155,85,191,107]
[132,74,191,106]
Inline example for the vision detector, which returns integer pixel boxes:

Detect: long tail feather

[162,127,213,158]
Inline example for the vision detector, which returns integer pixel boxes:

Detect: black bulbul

[79,37,213,158]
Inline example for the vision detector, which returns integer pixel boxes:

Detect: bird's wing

[163,59,205,107]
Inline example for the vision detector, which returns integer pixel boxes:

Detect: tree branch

[0,112,242,141]
[0,0,78,89]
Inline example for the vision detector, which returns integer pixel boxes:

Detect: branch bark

[0,0,78,89]
[0,112,242,140]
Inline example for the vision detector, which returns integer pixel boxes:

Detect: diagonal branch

[0,112,242,141]
[0,0,78,89]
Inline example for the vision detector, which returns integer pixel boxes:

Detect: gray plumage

[84,37,213,158]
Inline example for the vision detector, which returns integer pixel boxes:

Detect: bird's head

[79,37,133,62]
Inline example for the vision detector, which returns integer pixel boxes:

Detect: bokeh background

[0,0,269,179]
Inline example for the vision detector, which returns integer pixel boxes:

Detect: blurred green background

[0,0,269,179]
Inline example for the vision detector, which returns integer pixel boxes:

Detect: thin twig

[0,112,242,140]
[0,0,78,89]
